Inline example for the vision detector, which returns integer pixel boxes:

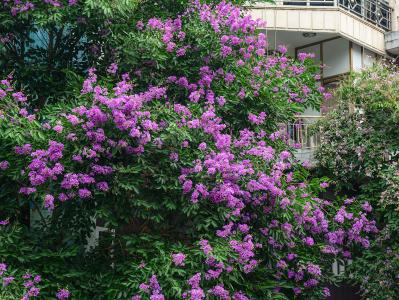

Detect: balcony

[285,116,322,162]
[385,31,399,55]
[249,0,391,55]
[280,0,392,31]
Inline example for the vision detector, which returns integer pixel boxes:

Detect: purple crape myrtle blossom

[3,276,14,286]
[172,252,186,266]
[1,71,168,209]
[0,219,10,225]
[0,269,48,300]
[0,160,9,170]
[136,275,165,299]
[0,263,7,276]
[56,288,71,300]
[0,1,379,299]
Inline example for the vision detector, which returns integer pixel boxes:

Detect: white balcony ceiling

[249,4,387,55]
[263,30,337,55]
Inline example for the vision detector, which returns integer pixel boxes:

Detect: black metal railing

[338,0,391,30]
[280,0,392,31]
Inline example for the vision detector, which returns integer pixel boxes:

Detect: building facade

[249,0,399,161]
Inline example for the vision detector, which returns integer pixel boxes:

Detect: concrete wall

[250,5,386,54]
[323,38,350,77]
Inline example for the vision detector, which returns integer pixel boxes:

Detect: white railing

[273,0,392,31]
[285,116,322,162]
[280,0,335,5]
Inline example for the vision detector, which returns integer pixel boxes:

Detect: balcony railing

[285,116,322,162]
[279,0,392,31]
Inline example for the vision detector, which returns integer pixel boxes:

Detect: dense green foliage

[315,62,399,299]
[0,1,382,300]
[0,0,267,106]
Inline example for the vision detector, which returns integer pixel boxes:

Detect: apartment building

[249,0,399,161]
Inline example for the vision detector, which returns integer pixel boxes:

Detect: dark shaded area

[328,285,362,300]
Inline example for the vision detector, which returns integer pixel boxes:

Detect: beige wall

[323,38,350,77]
[297,37,377,77]
[250,5,386,55]
[390,0,399,31]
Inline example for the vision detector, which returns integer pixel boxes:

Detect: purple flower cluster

[0,268,41,299]
[56,288,71,300]
[2,0,80,16]
[136,275,165,300]
[0,160,9,170]
[172,252,186,266]
[182,273,205,300]
[0,263,71,299]
[1,67,170,210]
[0,263,7,276]
[0,1,379,299]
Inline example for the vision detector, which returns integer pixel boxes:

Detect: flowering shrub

[0,0,172,103]
[315,62,399,299]
[0,1,378,299]
[0,261,69,300]
[0,0,266,104]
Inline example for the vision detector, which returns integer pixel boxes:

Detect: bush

[315,62,399,299]
[0,1,377,299]
[0,0,266,105]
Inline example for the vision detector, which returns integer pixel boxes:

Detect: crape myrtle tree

[0,0,266,106]
[0,1,377,299]
[0,0,141,106]
[315,62,399,300]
